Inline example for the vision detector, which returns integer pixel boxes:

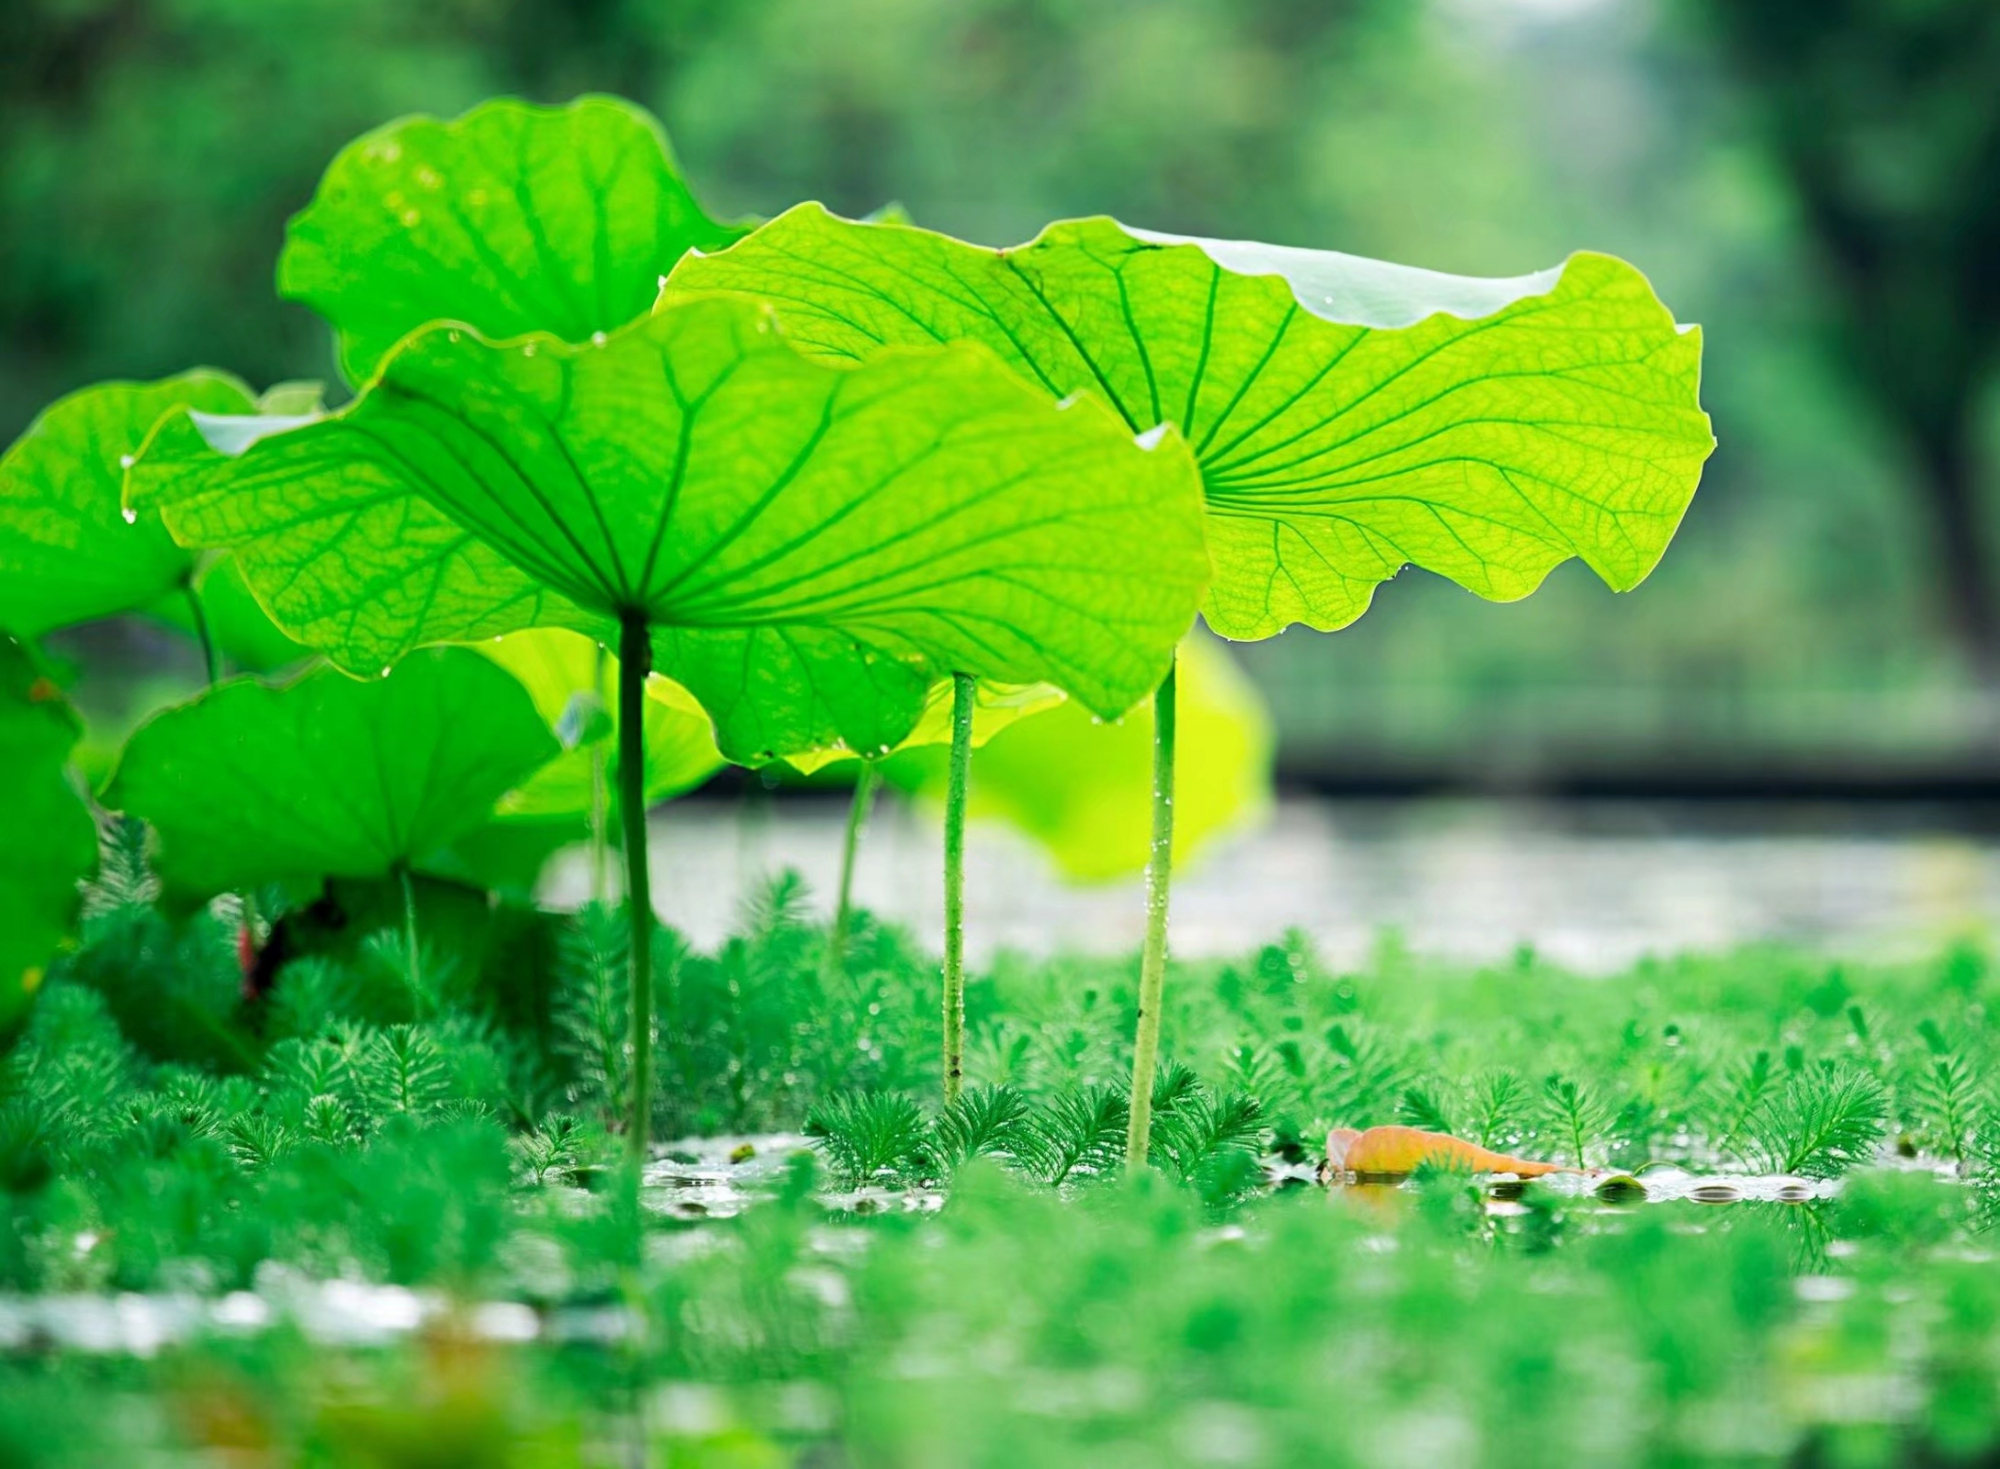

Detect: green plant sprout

[0,638,97,1021]
[128,298,1208,1161]
[665,209,1714,1165]
[102,647,560,1001]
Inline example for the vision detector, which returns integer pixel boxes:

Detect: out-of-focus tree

[1694,0,2000,677]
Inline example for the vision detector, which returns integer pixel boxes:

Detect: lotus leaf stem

[618,613,655,1167]
[831,759,879,975]
[941,673,975,1104]
[1124,654,1177,1169]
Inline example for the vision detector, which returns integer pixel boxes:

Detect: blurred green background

[7,0,1997,789]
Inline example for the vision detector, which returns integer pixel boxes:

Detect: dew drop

[121,507,138,525]
[521,343,538,357]
[118,453,135,469]
[590,331,608,346]
[447,330,462,344]
[380,666,393,679]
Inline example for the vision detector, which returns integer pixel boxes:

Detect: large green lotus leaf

[128,300,1210,764]
[481,626,723,816]
[102,647,561,899]
[0,372,255,637]
[665,207,1714,639]
[782,677,1065,778]
[884,630,1273,882]
[281,95,749,385]
[0,637,97,1017]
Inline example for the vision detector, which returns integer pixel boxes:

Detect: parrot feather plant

[665,208,1715,1167]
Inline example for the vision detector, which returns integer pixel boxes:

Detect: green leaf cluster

[130,297,1209,763]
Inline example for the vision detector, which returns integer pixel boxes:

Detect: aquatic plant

[666,204,1715,1164]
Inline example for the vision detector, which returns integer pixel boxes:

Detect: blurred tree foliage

[1693,0,2000,678]
[1,0,1992,771]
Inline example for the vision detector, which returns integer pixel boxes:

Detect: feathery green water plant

[0,639,97,1021]
[128,299,1208,1159]
[667,209,1714,1165]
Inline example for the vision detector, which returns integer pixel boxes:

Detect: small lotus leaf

[480,627,722,817]
[0,372,255,637]
[103,647,562,899]
[281,95,748,383]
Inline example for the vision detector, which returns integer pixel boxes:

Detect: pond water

[545,797,2000,972]
[0,1129,1889,1357]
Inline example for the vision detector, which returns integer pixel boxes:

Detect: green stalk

[183,580,220,687]
[590,640,610,906]
[941,673,975,1105]
[396,862,424,1017]
[617,613,656,1168]
[830,759,879,975]
[1124,655,1178,1170]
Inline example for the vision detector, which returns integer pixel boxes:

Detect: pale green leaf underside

[129,300,1210,763]
[281,94,749,384]
[664,206,1715,640]
[103,647,561,899]
[481,627,722,816]
[0,638,96,1009]
[0,372,254,638]
[783,676,1065,776]
[883,631,1272,882]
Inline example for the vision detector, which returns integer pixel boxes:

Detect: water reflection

[547,798,2000,970]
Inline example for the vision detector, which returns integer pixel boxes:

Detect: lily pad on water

[102,648,562,900]
[281,95,748,385]
[128,298,1210,764]
[0,638,97,1018]
[663,206,1715,637]
[0,372,256,639]
[885,630,1272,880]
